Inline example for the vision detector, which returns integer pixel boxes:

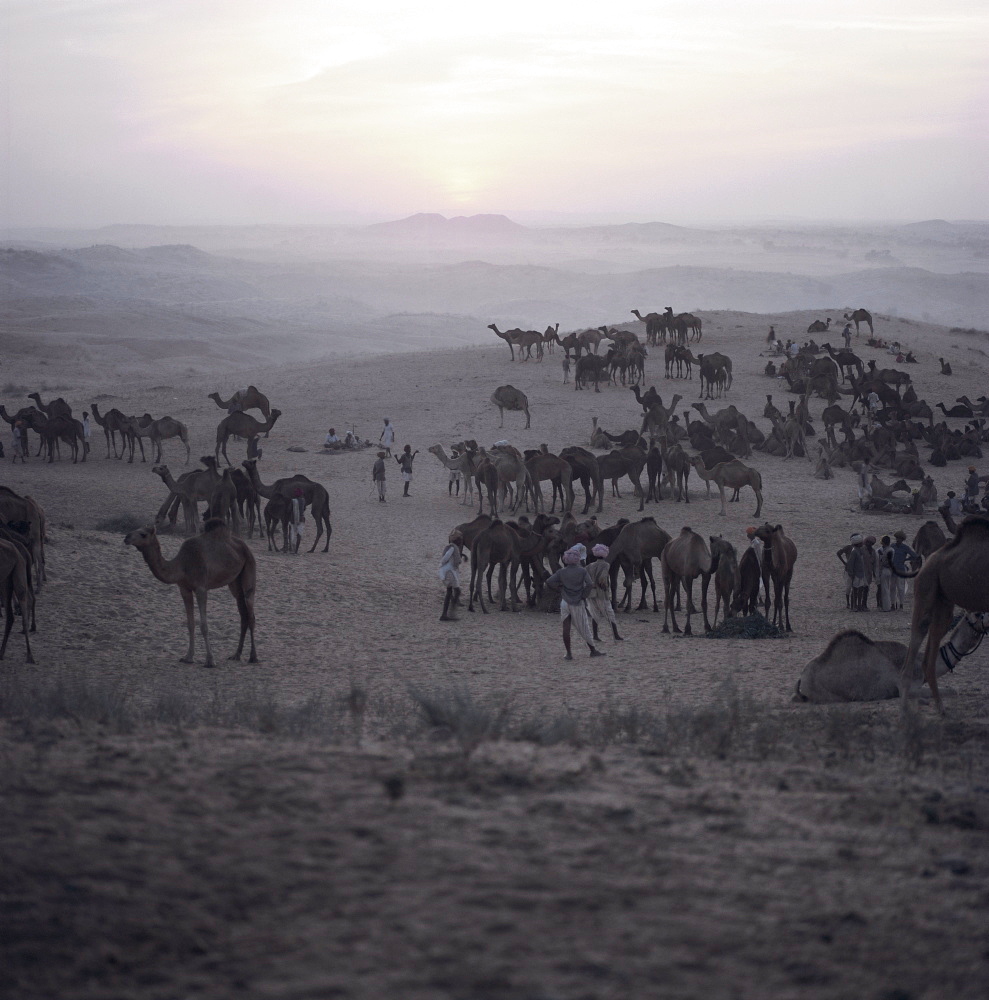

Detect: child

[395,444,417,497]
[439,530,465,621]
[372,451,387,502]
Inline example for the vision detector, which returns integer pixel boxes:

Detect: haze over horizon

[2,0,987,229]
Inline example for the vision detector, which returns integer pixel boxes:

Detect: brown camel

[559,446,604,514]
[216,409,281,465]
[0,487,46,589]
[658,439,690,503]
[606,516,671,612]
[121,413,154,463]
[487,323,526,361]
[208,386,272,423]
[821,343,864,382]
[689,457,763,518]
[428,445,477,506]
[241,460,332,552]
[481,445,531,515]
[661,526,712,635]
[27,391,72,420]
[843,309,874,336]
[807,318,831,334]
[490,385,530,429]
[630,309,664,343]
[0,538,35,663]
[525,452,574,514]
[90,402,130,458]
[912,520,947,558]
[732,546,761,616]
[891,514,989,712]
[709,535,738,627]
[124,519,257,668]
[754,523,798,632]
[152,461,221,535]
[597,446,647,512]
[869,475,911,500]
[793,631,918,703]
[467,520,521,613]
[208,468,242,536]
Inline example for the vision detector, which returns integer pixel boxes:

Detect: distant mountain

[366,213,529,237]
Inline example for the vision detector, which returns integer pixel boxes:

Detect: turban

[591,544,609,558]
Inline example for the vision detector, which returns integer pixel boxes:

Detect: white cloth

[381,424,395,446]
[439,543,461,588]
[560,598,595,644]
[585,560,617,627]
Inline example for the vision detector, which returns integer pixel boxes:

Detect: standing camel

[124,520,257,668]
[891,514,989,713]
[427,445,477,506]
[491,385,530,429]
[216,410,281,465]
[843,309,874,336]
[709,535,738,627]
[689,457,764,518]
[661,527,712,635]
[754,523,798,631]
[606,516,671,612]
[209,386,272,424]
[0,538,35,663]
[241,460,332,553]
[143,416,191,464]
[90,403,130,458]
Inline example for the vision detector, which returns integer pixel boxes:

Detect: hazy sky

[2,0,986,226]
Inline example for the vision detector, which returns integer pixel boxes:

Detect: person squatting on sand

[545,547,606,660]
[396,444,418,497]
[438,530,465,621]
[372,450,387,502]
[586,544,624,642]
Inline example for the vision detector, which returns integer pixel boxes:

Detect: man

[585,544,624,642]
[372,450,387,502]
[323,428,340,449]
[964,466,982,505]
[889,529,921,610]
[545,547,606,660]
[395,444,418,497]
[874,534,893,611]
[838,533,869,611]
[842,324,853,349]
[379,418,395,456]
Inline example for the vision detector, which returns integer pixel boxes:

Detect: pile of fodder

[704,613,787,639]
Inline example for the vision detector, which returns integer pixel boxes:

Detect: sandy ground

[1,309,987,998]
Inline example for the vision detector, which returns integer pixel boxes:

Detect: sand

[1,309,987,998]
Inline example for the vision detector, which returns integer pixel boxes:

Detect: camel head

[151,464,169,478]
[124,525,158,550]
[201,455,218,469]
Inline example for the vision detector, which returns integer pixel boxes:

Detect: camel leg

[718,483,727,517]
[663,573,680,633]
[918,599,954,713]
[229,582,257,662]
[753,489,763,519]
[178,587,196,663]
[0,589,14,661]
[194,588,215,667]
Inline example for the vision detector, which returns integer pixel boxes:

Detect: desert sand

[1,304,988,998]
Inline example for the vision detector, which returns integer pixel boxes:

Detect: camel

[912,520,947,558]
[121,413,154,463]
[512,329,544,361]
[709,535,738,627]
[428,445,477,506]
[843,309,874,336]
[807,318,831,334]
[767,410,807,461]
[559,446,604,514]
[689,458,764,518]
[35,414,87,464]
[869,475,911,500]
[754,523,798,632]
[216,410,281,465]
[152,461,221,535]
[574,351,613,391]
[477,445,531,516]
[630,309,664,344]
[525,452,574,514]
[605,516,671,612]
[0,487,46,589]
[640,394,682,443]
[891,514,989,712]
[490,385,530,429]
[208,468,242,536]
[139,415,191,464]
[695,352,733,399]
[821,344,864,382]
[793,631,920,703]
[90,403,130,458]
[576,328,606,354]
[0,538,35,664]
[467,520,522,613]
[821,403,857,448]
[732,546,761,617]
[936,401,972,419]
[597,446,647,512]
[629,384,662,411]
[487,323,526,361]
[241,460,332,553]
[124,519,257,668]
[27,392,72,420]
[209,386,272,424]
[659,440,691,503]
[661,526,712,635]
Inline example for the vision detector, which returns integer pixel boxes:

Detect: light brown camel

[428,445,477,506]
[541,323,561,353]
[606,516,671,612]
[90,402,130,458]
[490,385,530,429]
[216,409,281,465]
[843,309,874,336]
[121,413,154,463]
[891,514,989,712]
[661,526,712,635]
[793,631,917,703]
[869,475,911,500]
[141,415,191,464]
[525,453,574,514]
[767,410,806,461]
[152,460,221,535]
[0,538,35,663]
[512,329,544,361]
[209,386,272,422]
[124,519,257,668]
[577,328,606,354]
[485,445,532,514]
[241,459,332,552]
[689,458,764,518]
[754,523,798,632]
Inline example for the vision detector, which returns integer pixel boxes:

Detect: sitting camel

[794,631,917,703]
[891,514,989,713]
[124,519,257,668]
[216,410,281,465]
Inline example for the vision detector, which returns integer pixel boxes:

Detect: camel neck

[139,541,183,585]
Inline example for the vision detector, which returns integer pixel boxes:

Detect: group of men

[838,530,918,612]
